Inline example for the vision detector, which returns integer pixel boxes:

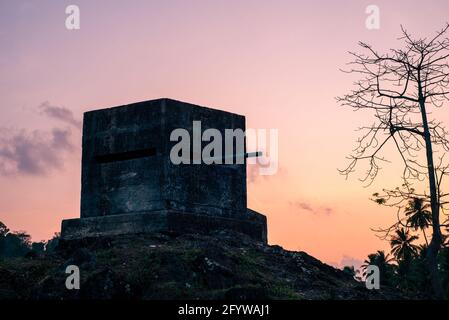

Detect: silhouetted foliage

[361,240,449,297]
[0,221,59,259]
[45,232,60,253]
[0,221,9,237]
[361,250,395,287]
[339,24,449,297]
[1,231,31,258]
[362,195,449,296]
[439,247,449,297]
[342,266,356,278]
[390,228,419,263]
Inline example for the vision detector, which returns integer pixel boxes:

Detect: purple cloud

[0,102,80,176]
[38,101,82,130]
[289,201,334,215]
[0,128,74,175]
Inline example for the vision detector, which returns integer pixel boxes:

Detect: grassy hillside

[0,230,404,300]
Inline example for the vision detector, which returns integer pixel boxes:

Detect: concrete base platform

[61,209,267,243]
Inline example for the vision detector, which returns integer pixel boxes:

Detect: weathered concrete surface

[62,98,267,243]
[61,209,267,243]
[81,98,246,218]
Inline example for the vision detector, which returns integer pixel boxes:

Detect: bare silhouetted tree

[338,24,449,298]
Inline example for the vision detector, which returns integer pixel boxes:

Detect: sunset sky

[1,0,449,269]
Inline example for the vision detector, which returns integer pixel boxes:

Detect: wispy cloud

[289,200,334,215]
[0,128,74,176]
[0,102,80,176]
[38,101,82,130]
[331,255,364,272]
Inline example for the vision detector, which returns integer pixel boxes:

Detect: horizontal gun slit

[95,147,157,163]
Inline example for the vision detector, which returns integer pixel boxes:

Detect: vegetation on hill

[0,221,403,300]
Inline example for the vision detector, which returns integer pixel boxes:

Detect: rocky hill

[0,230,404,299]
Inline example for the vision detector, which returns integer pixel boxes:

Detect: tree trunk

[422,228,429,247]
[418,90,444,299]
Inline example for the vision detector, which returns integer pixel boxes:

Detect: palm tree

[390,228,419,263]
[361,250,393,272]
[361,253,377,277]
[404,198,432,246]
[361,250,395,285]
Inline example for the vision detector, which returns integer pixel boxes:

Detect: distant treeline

[0,221,59,258]
[341,198,449,298]
[344,243,449,297]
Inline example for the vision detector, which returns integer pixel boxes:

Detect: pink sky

[1,0,449,268]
